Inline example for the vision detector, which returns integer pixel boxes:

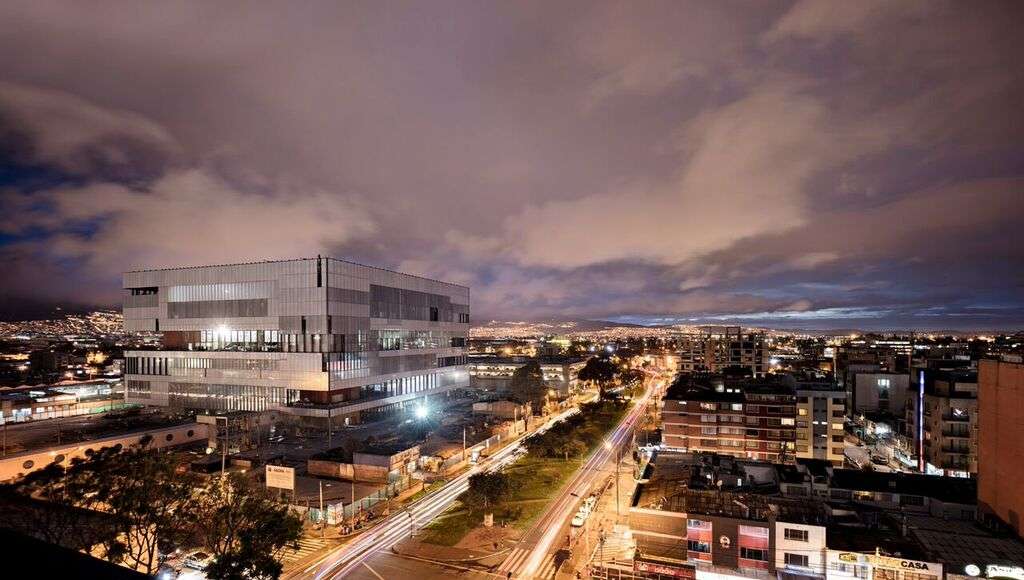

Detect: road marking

[498,547,530,573]
[361,562,385,580]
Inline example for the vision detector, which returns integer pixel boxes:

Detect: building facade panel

[123,257,469,423]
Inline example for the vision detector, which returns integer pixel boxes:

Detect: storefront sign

[634,559,696,579]
[869,554,942,577]
[985,565,1024,580]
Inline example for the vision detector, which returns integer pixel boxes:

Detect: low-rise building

[467,355,586,395]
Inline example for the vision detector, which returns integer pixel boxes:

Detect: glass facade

[123,258,469,420]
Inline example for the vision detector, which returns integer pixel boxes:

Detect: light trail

[517,384,655,578]
[299,404,581,580]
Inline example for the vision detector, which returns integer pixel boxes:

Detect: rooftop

[828,468,977,505]
[906,515,1024,571]
[125,256,470,291]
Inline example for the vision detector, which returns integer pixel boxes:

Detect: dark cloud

[0,0,1022,328]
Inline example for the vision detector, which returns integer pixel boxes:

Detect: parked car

[184,551,213,570]
[571,513,586,528]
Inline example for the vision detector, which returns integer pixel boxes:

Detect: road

[502,381,656,579]
[290,404,583,580]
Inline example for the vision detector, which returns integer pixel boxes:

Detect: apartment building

[978,358,1024,537]
[661,375,797,463]
[906,366,978,477]
[794,382,847,466]
[122,257,469,426]
[678,326,767,377]
[852,372,911,415]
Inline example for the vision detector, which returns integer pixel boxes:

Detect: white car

[571,513,586,527]
[184,551,213,570]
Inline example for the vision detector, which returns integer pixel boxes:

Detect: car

[583,497,597,511]
[871,455,889,466]
[184,551,213,570]
[571,513,586,527]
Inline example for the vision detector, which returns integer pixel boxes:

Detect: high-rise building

[122,257,469,426]
[978,358,1024,537]
[678,326,766,377]
[794,382,847,466]
[906,365,978,477]
[661,374,797,463]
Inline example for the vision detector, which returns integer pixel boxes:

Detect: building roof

[0,528,149,579]
[907,516,1024,572]
[828,469,977,505]
[125,256,470,290]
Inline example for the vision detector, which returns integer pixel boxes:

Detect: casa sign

[869,554,942,576]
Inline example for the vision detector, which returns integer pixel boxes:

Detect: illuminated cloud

[0,1,1022,328]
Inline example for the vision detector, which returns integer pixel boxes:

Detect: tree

[578,357,617,385]
[194,473,302,580]
[556,437,587,461]
[464,472,515,522]
[510,360,548,408]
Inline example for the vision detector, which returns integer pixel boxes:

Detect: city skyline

[2,1,1023,329]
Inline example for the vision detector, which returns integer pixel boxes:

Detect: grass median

[421,398,630,546]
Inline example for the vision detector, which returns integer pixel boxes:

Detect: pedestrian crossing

[496,547,558,578]
[280,536,329,563]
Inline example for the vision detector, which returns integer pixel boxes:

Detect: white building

[122,257,469,425]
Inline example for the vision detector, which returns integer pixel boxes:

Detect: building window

[429,306,439,322]
[784,528,809,542]
[781,417,795,426]
[785,553,809,568]
[687,540,711,553]
[878,378,891,388]
[798,408,808,416]
[740,547,768,561]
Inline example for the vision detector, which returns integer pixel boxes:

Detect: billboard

[266,465,295,490]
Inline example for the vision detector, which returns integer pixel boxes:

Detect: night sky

[1,1,1023,329]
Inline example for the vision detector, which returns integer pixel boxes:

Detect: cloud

[0,1,1022,328]
[0,81,181,181]
[496,80,890,270]
[763,0,938,44]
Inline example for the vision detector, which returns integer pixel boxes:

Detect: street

[289,404,582,580]
[498,382,655,579]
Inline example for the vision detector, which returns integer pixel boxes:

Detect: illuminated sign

[719,535,731,548]
[869,554,942,576]
[838,553,860,563]
[634,559,696,579]
[266,465,295,490]
[986,565,1024,580]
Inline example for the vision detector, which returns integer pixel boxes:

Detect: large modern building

[122,257,469,425]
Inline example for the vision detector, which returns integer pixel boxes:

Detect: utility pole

[615,445,621,518]
[319,480,325,539]
[2,421,6,457]
[462,426,467,462]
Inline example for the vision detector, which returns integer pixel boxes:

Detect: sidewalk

[559,452,638,578]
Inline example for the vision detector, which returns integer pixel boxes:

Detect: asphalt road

[288,405,582,580]
[342,550,501,580]
[508,380,657,579]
